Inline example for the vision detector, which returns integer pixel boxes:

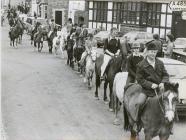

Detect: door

[172,11,186,38]
[55,10,62,26]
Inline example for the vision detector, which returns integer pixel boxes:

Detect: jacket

[136,58,169,96]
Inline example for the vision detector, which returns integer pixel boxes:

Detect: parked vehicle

[120,31,153,48]
[159,57,186,117]
[94,30,122,48]
[174,38,186,49]
[94,31,110,48]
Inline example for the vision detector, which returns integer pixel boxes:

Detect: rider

[79,33,97,65]
[126,46,144,85]
[100,27,121,80]
[48,19,56,38]
[132,40,169,132]
[33,23,42,40]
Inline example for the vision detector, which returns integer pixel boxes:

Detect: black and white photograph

[1,0,186,140]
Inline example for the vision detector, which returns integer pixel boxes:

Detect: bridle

[154,89,177,116]
[154,89,165,114]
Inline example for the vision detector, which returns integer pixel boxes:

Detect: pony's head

[161,82,179,122]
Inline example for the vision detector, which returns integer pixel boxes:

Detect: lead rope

[154,89,165,114]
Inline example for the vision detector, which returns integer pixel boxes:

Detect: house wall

[86,0,173,38]
[47,0,69,26]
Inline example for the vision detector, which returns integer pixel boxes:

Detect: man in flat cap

[131,40,169,131]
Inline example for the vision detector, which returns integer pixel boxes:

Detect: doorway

[55,10,62,26]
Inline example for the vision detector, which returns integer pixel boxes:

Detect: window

[93,1,108,22]
[112,2,122,23]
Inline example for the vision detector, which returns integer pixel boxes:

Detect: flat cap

[145,40,157,50]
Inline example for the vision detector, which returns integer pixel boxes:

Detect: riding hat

[145,40,158,50]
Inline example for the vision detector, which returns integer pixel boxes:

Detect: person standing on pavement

[100,27,121,80]
[152,34,163,57]
[164,34,175,58]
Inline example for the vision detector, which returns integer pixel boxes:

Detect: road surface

[1,22,186,140]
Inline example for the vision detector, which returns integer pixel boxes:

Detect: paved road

[1,23,186,140]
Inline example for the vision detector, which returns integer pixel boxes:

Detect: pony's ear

[164,82,169,91]
[174,83,179,89]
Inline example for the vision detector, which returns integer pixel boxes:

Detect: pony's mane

[164,82,179,93]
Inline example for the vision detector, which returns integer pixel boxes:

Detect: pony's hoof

[88,86,92,90]
[94,96,99,100]
[83,78,86,83]
[113,118,121,125]
[109,108,114,112]
[104,100,109,105]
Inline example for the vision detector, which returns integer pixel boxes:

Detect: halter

[154,89,165,114]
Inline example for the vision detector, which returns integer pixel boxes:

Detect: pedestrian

[100,27,121,80]
[152,34,163,57]
[164,34,175,58]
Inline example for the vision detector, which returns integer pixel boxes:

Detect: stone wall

[47,0,69,25]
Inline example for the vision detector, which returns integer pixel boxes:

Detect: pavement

[1,21,186,140]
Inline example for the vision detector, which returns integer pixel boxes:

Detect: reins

[154,89,165,114]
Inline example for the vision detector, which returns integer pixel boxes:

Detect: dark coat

[136,58,169,96]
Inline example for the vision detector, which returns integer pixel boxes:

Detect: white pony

[53,26,69,58]
[113,72,128,125]
[83,49,97,89]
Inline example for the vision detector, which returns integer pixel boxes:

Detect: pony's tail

[123,104,130,131]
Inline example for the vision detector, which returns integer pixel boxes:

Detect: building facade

[86,0,186,38]
[38,0,48,18]
[47,0,69,26]
[68,0,88,24]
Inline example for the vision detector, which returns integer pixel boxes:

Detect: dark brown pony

[94,39,128,110]
[95,54,127,109]
[123,82,179,140]
[9,18,25,47]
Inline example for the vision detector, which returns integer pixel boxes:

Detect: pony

[73,28,88,73]
[9,18,24,47]
[123,82,179,140]
[33,28,44,52]
[66,35,74,68]
[83,49,97,89]
[47,28,58,53]
[9,26,19,47]
[95,54,127,109]
[94,39,128,110]
[16,18,25,43]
